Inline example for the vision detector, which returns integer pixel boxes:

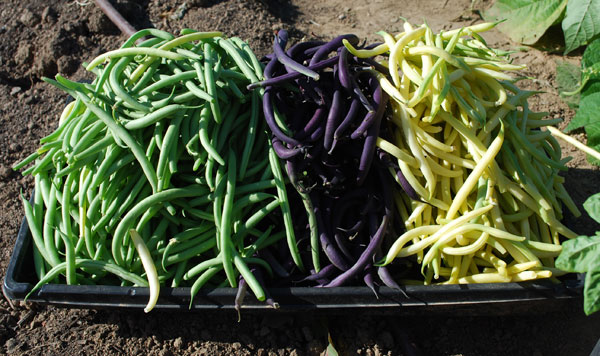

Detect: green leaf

[565,91,600,131]
[484,0,568,45]
[586,120,600,165]
[325,332,339,356]
[584,193,600,224]
[584,264,600,315]
[582,62,600,85]
[582,79,600,98]
[582,38,600,68]
[555,234,600,273]
[556,59,582,107]
[563,0,600,54]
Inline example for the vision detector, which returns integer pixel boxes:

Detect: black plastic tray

[3,216,584,314]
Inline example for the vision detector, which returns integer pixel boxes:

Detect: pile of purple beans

[247,30,409,295]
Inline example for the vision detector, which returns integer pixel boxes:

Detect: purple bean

[351,75,383,139]
[396,168,420,200]
[259,248,291,278]
[272,137,302,159]
[263,55,279,80]
[285,159,304,192]
[247,56,339,90]
[309,34,359,66]
[363,264,379,299]
[338,47,353,92]
[309,118,326,142]
[287,41,326,64]
[356,91,389,185]
[263,87,300,147]
[377,266,408,298]
[314,195,352,271]
[296,106,327,141]
[324,213,389,287]
[323,78,343,152]
[330,96,361,152]
[287,41,325,57]
[378,150,420,200]
[298,263,339,282]
[350,74,375,113]
[252,267,279,309]
[234,276,248,321]
[274,29,320,80]
[357,57,389,74]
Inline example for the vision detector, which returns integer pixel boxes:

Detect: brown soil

[1,1,600,355]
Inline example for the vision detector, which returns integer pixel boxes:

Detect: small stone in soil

[173,337,183,349]
[41,6,56,23]
[0,166,11,179]
[19,8,40,27]
[5,338,17,352]
[10,87,22,96]
[232,342,242,350]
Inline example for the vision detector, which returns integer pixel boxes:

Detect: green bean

[203,42,222,123]
[166,61,215,103]
[205,156,215,191]
[112,185,208,266]
[32,245,46,280]
[230,37,263,80]
[506,119,567,171]
[238,91,260,180]
[31,147,59,176]
[42,184,61,267]
[189,265,222,307]
[212,164,227,242]
[60,173,77,284]
[197,106,225,165]
[163,238,217,268]
[220,150,238,287]
[54,155,97,179]
[233,198,281,246]
[26,258,148,300]
[89,145,123,189]
[215,38,259,83]
[216,100,241,153]
[120,28,175,49]
[171,260,188,287]
[12,151,40,171]
[122,104,187,130]
[233,252,265,301]
[110,57,151,113]
[75,92,159,193]
[21,194,53,266]
[157,112,184,191]
[97,174,148,232]
[268,144,304,271]
[225,78,245,101]
[86,47,188,71]
[241,226,274,258]
[70,135,113,163]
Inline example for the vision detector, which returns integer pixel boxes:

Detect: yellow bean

[458,272,511,284]
[376,137,419,167]
[446,122,504,219]
[388,27,427,86]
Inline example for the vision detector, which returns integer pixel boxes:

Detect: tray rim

[4,214,584,313]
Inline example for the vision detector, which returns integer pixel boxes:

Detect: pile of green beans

[14,29,301,312]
